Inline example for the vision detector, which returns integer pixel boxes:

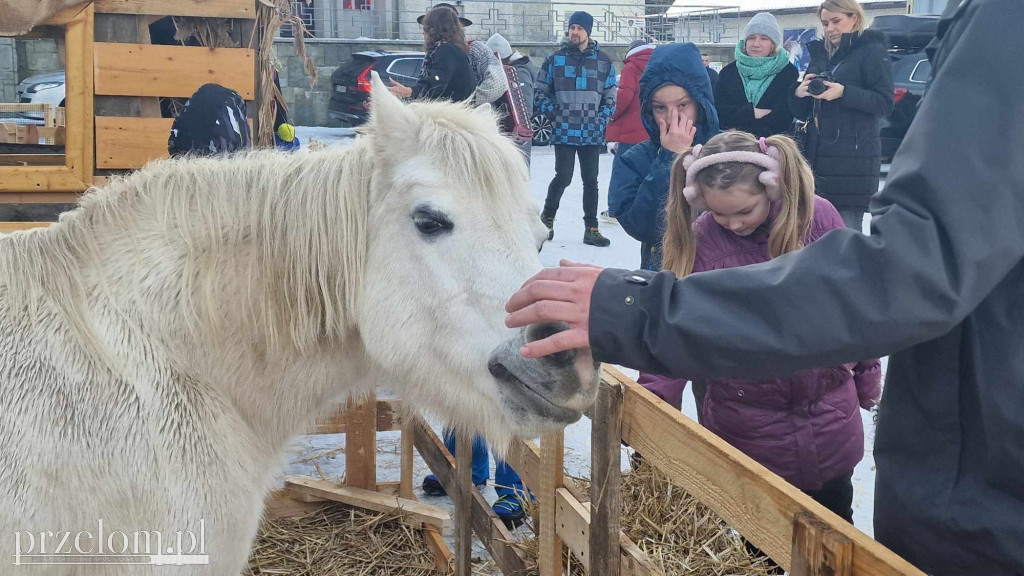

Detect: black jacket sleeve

[754,65,799,136]
[589,0,1024,380]
[840,42,895,116]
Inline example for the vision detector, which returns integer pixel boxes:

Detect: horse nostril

[489,359,514,381]
[525,322,573,365]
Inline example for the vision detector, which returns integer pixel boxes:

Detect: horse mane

[0,97,528,363]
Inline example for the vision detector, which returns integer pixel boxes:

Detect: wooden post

[539,431,565,576]
[400,421,414,500]
[343,394,377,491]
[790,512,854,576]
[455,431,474,576]
[590,382,624,576]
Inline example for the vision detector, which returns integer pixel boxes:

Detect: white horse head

[358,74,599,447]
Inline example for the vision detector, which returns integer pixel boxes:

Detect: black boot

[583,226,610,247]
[541,213,555,240]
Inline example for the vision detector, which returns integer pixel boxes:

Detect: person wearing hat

[411,3,508,105]
[714,12,799,139]
[388,4,475,102]
[536,10,618,247]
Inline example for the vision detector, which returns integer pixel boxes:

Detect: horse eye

[412,210,453,237]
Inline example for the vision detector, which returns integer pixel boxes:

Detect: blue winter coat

[535,41,617,147]
[608,43,720,269]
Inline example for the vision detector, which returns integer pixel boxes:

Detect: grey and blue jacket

[535,40,617,147]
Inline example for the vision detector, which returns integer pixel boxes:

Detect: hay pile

[517,463,776,576]
[245,503,442,576]
[619,460,777,575]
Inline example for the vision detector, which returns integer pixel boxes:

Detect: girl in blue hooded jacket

[608,42,720,271]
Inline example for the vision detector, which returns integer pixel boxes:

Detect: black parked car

[870,14,939,162]
[328,51,425,127]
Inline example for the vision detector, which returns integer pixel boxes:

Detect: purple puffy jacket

[640,196,882,491]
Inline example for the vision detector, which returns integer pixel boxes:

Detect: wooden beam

[312,399,404,434]
[95,117,172,170]
[343,395,377,491]
[400,422,415,500]
[539,432,564,576]
[455,431,473,576]
[503,437,540,495]
[555,487,590,568]
[94,0,256,19]
[554,486,665,576]
[284,476,452,532]
[0,192,82,203]
[591,380,624,576]
[609,365,925,576]
[94,43,255,99]
[411,416,532,576]
[791,512,854,576]
[262,488,329,520]
[0,222,52,233]
[423,526,453,574]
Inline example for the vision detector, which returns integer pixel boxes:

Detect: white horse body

[0,77,598,574]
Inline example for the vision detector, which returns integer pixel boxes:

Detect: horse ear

[474,102,492,116]
[368,71,417,134]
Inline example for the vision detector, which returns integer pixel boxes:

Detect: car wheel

[531,113,552,147]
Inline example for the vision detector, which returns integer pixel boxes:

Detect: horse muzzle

[488,322,600,430]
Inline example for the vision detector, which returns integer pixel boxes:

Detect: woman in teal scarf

[714,12,799,138]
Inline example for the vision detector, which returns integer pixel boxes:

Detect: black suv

[871,14,939,162]
[328,51,425,127]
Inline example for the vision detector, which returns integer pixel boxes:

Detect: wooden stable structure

[0,0,262,204]
[317,367,929,576]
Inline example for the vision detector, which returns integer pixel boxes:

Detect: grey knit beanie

[486,33,514,60]
[743,12,783,49]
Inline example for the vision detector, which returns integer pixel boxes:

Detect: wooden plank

[423,526,453,574]
[609,366,924,576]
[94,43,255,99]
[95,0,256,19]
[400,422,415,499]
[0,192,81,203]
[539,432,564,576]
[344,395,377,491]
[555,487,590,569]
[0,222,52,233]
[136,15,163,118]
[0,155,67,167]
[554,486,666,576]
[262,488,329,520]
[0,166,91,193]
[313,399,403,434]
[791,512,854,576]
[376,481,401,497]
[455,431,473,576]
[504,438,540,495]
[95,117,172,170]
[591,381,624,576]
[284,476,452,532]
[411,417,531,576]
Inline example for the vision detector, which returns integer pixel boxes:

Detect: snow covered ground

[285,129,882,559]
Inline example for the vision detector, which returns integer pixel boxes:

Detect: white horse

[0,75,599,574]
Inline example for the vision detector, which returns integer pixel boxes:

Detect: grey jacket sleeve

[589,0,1024,380]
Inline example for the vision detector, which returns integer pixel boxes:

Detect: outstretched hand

[505,260,604,358]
